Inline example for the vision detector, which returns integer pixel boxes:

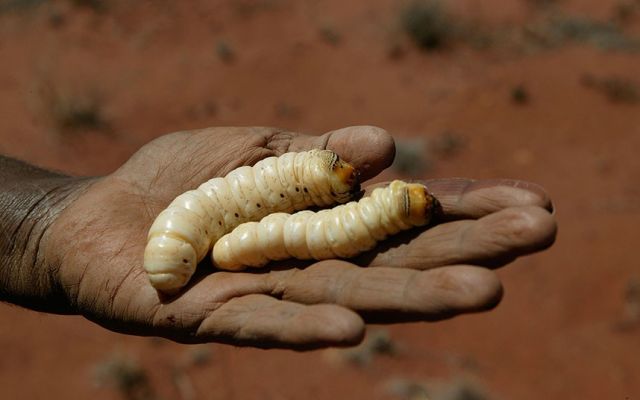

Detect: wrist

[0,172,93,313]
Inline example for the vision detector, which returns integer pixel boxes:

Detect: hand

[41,126,556,349]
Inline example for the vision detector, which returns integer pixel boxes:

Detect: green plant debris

[622,277,640,324]
[397,2,640,54]
[319,24,342,46]
[526,14,640,51]
[386,379,430,400]
[401,0,454,51]
[612,0,640,24]
[432,131,465,157]
[0,0,46,13]
[582,74,640,104]
[36,80,111,135]
[615,276,640,331]
[387,42,407,60]
[392,133,465,177]
[0,0,106,13]
[511,84,530,105]
[332,329,399,367]
[232,0,281,18]
[526,0,561,8]
[54,96,106,131]
[216,40,236,63]
[392,137,430,176]
[93,353,156,400]
[171,366,196,400]
[185,345,214,367]
[274,101,301,119]
[69,0,106,12]
[386,376,491,400]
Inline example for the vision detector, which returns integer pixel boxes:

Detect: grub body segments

[212,180,439,270]
[143,150,358,293]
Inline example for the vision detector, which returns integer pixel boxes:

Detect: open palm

[44,126,556,349]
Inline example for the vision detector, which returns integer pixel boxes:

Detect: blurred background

[1,0,639,399]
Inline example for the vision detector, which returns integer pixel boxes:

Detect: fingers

[146,272,364,349]
[286,126,395,181]
[425,178,554,218]
[122,125,394,208]
[146,260,503,346]
[268,262,503,323]
[195,295,364,349]
[155,126,394,191]
[358,205,557,270]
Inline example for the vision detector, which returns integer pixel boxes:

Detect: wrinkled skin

[44,126,556,349]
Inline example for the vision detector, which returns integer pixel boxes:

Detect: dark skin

[0,126,556,350]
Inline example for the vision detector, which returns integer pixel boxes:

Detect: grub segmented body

[144,150,359,293]
[211,180,439,270]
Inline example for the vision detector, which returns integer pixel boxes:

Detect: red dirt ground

[1,1,639,399]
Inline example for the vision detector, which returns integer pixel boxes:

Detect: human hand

[37,126,555,349]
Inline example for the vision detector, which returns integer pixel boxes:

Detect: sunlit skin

[4,125,555,349]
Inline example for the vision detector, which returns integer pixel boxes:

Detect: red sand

[1,1,639,399]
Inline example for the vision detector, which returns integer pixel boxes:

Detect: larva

[211,180,439,270]
[144,150,360,293]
